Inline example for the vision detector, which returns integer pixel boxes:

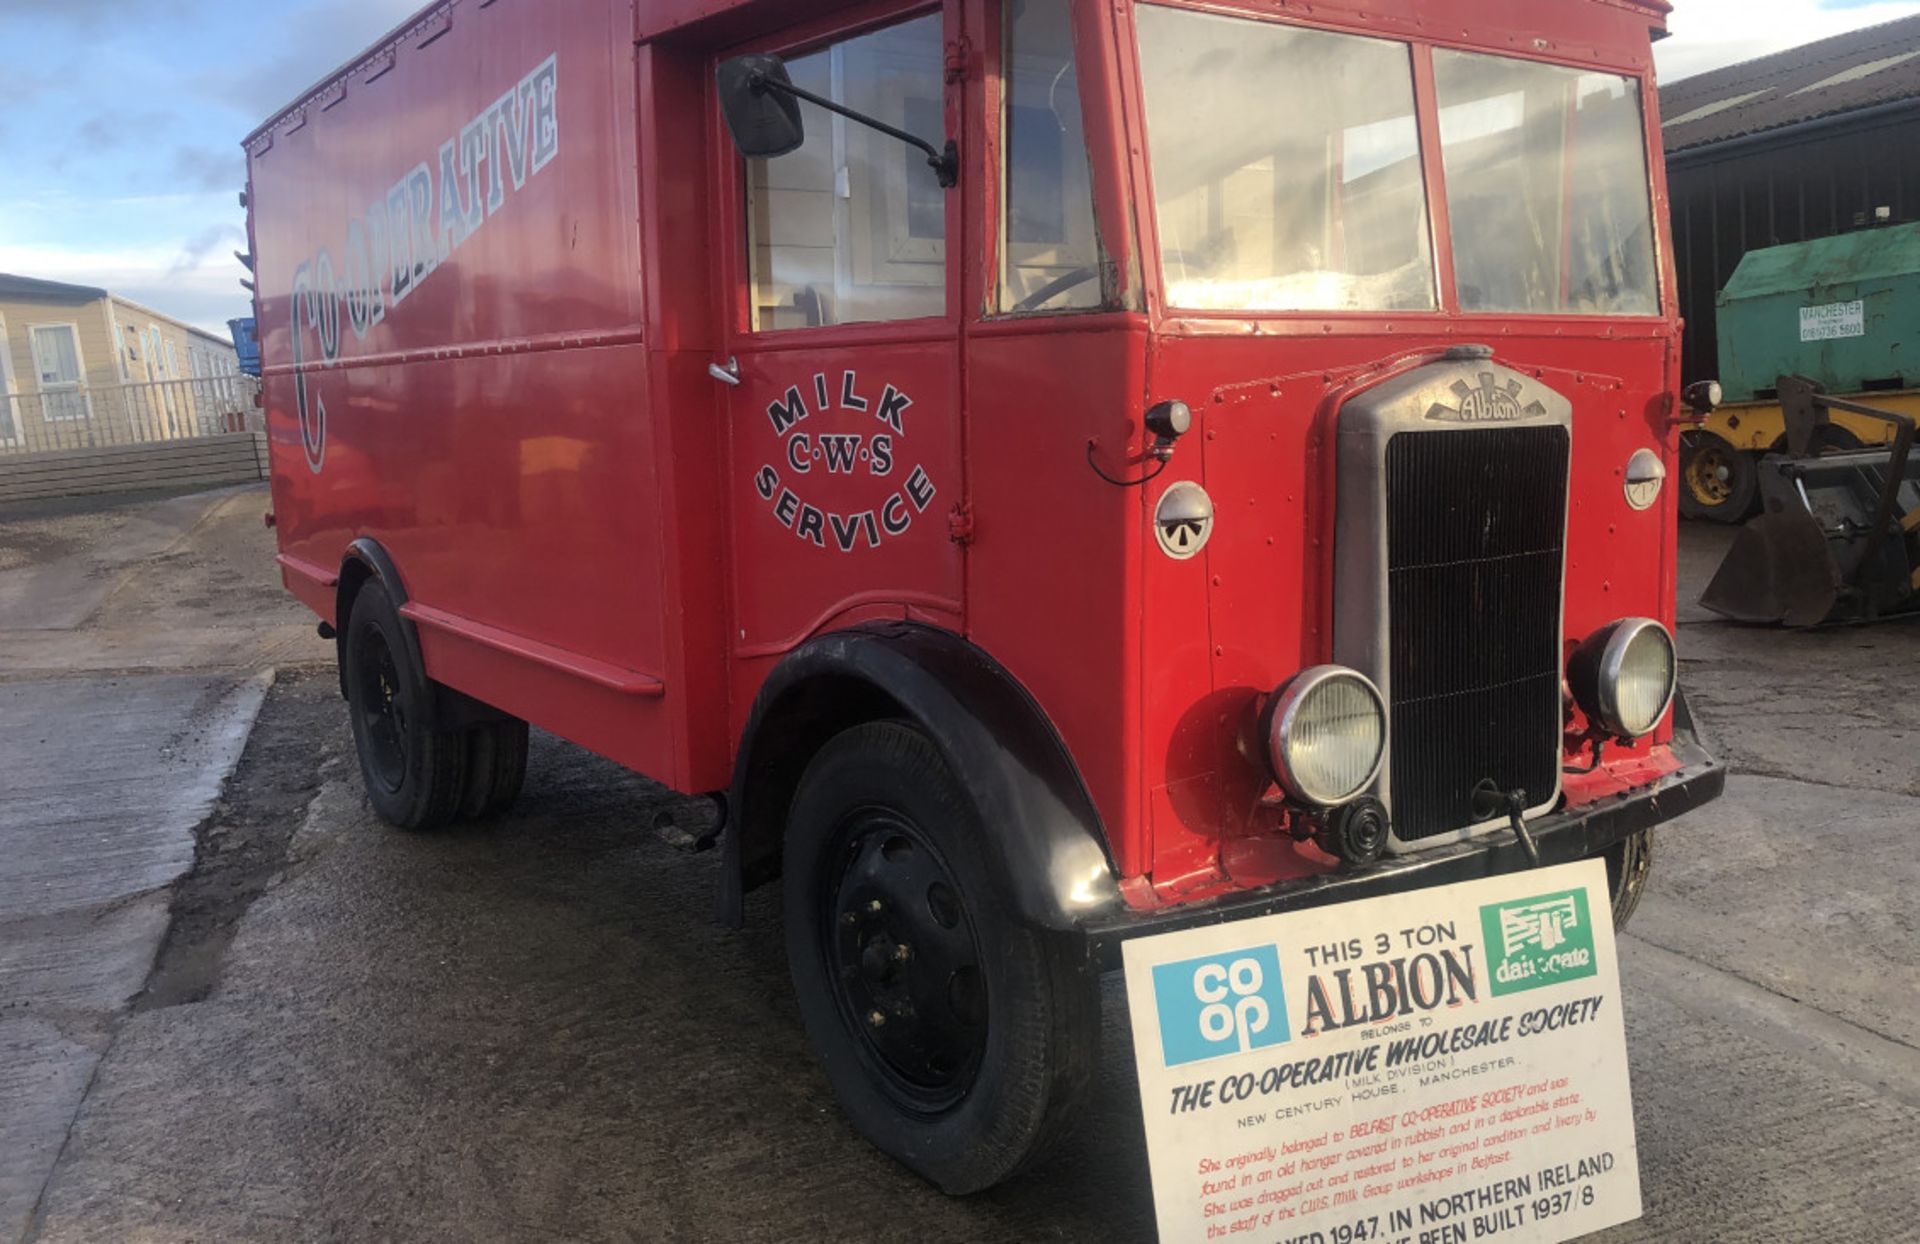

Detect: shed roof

[1659,14,1920,154]
[0,273,109,304]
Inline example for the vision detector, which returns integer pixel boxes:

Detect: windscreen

[1134,6,1437,313]
[1434,51,1659,316]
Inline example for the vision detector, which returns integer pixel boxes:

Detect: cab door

[715,5,966,667]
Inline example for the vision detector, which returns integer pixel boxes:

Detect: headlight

[1568,618,1676,740]
[1264,666,1387,806]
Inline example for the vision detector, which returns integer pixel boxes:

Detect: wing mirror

[715,53,958,188]
[716,54,806,159]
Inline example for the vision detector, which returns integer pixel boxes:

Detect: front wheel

[1604,829,1654,929]
[783,721,1098,1194]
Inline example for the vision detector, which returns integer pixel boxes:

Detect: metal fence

[0,375,263,456]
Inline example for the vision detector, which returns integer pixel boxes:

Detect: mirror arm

[749,72,959,189]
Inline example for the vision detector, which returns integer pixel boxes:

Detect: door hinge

[944,37,972,84]
[947,502,975,545]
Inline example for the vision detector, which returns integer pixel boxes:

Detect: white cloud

[1655,0,1920,84]
[0,242,250,338]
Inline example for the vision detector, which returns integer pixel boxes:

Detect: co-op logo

[1152,946,1291,1068]
[286,53,561,472]
[752,370,937,552]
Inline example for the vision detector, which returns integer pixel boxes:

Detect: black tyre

[460,718,529,820]
[1604,829,1654,930]
[343,581,468,831]
[783,721,1097,1194]
[1679,432,1757,522]
[1808,424,1864,454]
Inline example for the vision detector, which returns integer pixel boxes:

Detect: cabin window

[28,323,89,422]
[744,13,947,331]
[112,319,131,381]
[1434,53,1659,316]
[29,324,83,390]
[1134,6,1436,313]
[0,314,18,443]
[997,0,1103,313]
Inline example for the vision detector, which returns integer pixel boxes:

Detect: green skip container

[1716,220,1920,402]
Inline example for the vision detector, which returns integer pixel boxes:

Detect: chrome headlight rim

[1574,617,1677,740]
[1264,665,1388,808]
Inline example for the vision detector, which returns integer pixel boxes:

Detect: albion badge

[1426,372,1547,423]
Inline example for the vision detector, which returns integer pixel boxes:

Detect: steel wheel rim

[1684,439,1734,505]
[822,809,988,1115]
[352,624,408,792]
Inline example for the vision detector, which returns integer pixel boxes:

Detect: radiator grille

[1385,427,1568,840]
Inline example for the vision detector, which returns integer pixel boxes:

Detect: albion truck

[245,0,1725,1194]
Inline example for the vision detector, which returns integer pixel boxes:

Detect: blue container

[228,317,261,377]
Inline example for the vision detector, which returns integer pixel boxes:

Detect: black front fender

[723,622,1121,932]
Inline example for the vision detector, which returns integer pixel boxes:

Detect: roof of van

[246,0,1679,150]
[242,0,866,147]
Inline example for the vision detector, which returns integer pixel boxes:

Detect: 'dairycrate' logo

[1480,888,1597,997]
[1152,946,1290,1067]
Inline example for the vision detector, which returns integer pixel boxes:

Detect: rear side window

[744,13,947,330]
[1434,52,1659,316]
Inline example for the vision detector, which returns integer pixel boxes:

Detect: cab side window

[998,0,1102,312]
[746,13,947,331]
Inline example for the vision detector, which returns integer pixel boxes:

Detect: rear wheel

[783,721,1097,1194]
[460,718,529,820]
[343,582,468,831]
[1807,424,1864,454]
[1680,432,1758,522]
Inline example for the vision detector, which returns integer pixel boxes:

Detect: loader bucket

[1698,505,1844,625]
[1698,377,1920,626]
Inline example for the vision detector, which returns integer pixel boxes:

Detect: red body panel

[250,0,1685,909]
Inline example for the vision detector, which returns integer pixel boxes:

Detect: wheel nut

[893,944,912,962]
[841,912,858,926]
[867,1009,886,1028]
[866,899,883,913]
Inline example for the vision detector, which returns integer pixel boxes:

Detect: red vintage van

[246,0,1723,1193]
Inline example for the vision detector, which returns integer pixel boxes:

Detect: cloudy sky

[2,0,1918,337]
[0,0,421,336]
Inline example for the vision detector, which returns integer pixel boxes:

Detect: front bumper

[1085,693,1724,960]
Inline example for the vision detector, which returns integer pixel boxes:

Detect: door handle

[708,356,741,387]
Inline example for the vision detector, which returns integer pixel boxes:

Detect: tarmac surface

[1,486,1917,1243]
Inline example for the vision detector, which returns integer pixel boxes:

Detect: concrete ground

[1,488,1916,1243]
[0,485,324,1241]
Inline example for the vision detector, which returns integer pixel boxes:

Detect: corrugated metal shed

[1661,14,1920,154]
[1660,17,1920,386]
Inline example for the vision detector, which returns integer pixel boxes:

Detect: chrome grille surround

[1332,356,1573,852]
